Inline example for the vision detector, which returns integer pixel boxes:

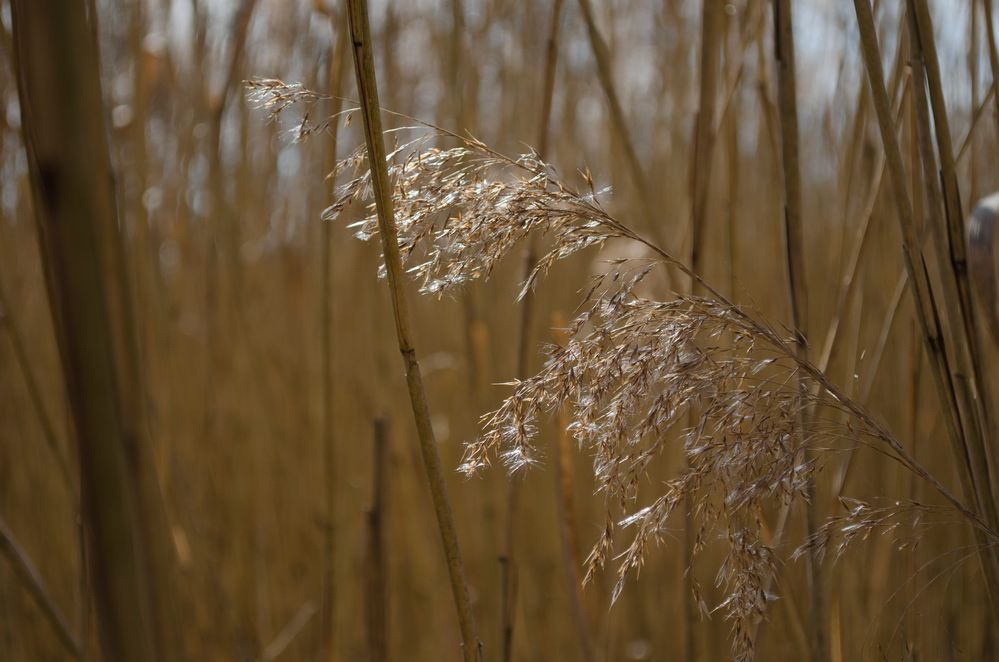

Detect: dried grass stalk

[501,1,566,659]
[318,6,350,660]
[852,0,999,622]
[0,516,81,659]
[771,2,825,659]
[343,2,481,660]
[13,1,170,658]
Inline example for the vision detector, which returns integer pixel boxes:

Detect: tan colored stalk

[690,0,722,284]
[773,0,807,347]
[713,2,766,139]
[957,87,997,163]
[824,78,911,499]
[0,277,73,493]
[685,4,723,660]
[816,155,886,371]
[831,271,908,496]
[852,0,999,619]
[0,515,81,659]
[201,0,258,453]
[500,2,566,660]
[904,319,924,659]
[445,0,489,410]
[345,2,481,659]
[971,0,980,205]
[984,0,999,143]
[725,80,740,298]
[576,0,670,256]
[319,6,349,660]
[772,3,825,660]
[819,7,908,375]
[261,603,319,661]
[366,418,389,662]
[826,9,904,350]
[754,31,781,181]
[551,314,597,662]
[906,0,999,542]
[908,0,999,460]
[11,0,162,658]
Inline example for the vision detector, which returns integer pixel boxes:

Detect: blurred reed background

[1,0,999,660]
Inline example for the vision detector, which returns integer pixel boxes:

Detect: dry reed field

[3,0,999,660]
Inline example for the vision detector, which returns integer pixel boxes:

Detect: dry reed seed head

[245,78,355,142]
[323,134,623,298]
[793,498,938,566]
[313,122,893,660]
[715,531,778,662]
[245,82,978,660]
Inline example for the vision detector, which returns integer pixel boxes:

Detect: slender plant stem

[366,418,389,662]
[319,6,349,660]
[0,515,82,659]
[906,0,999,584]
[345,2,481,659]
[685,4,724,659]
[852,0,999,621]
[576,0,672,260]
[772,3,826,660]
[957,86,997,164]
[11,0,163,658]
[0,277,73,494]
[555,403,598,662]
[500,3,565,661]
[691,0,722,287]
[984,0,999,146]
[909,0,999,455]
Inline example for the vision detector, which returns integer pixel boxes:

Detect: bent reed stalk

[343,1,482,660]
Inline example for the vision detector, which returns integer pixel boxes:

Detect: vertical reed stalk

[906,0,999,555]
[11,0,162,658]
[551,314,598,662]
[446,0,489,411]
[984,0,999,144]
[908,0,999,461]
[0,277,73,493]
[576,0,671,257]
[319,6,349,660]
[773,0,808,344]
[772,2,825,660]
[971,1,980,205]
[0,515,81,659]
[500,3,565,660]
[691,0,722,285]
[723,7,744,298]
[686,3,723,659]
[366,418,389,662]
[852,0,999,621]
[345,2,481,659]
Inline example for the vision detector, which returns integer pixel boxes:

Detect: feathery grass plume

[246,78,354,143]
[792,498,942,567]
[246,79,998,660]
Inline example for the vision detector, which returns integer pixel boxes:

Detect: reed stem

[500,2,565,660]
[772,2,825,660]
[0,515,82,659]
[345,2,481,658]
[852,0,999,621]
[12,0,163,657]
[319,6,349,660]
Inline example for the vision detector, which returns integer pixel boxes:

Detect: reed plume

[247,79,997,661]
